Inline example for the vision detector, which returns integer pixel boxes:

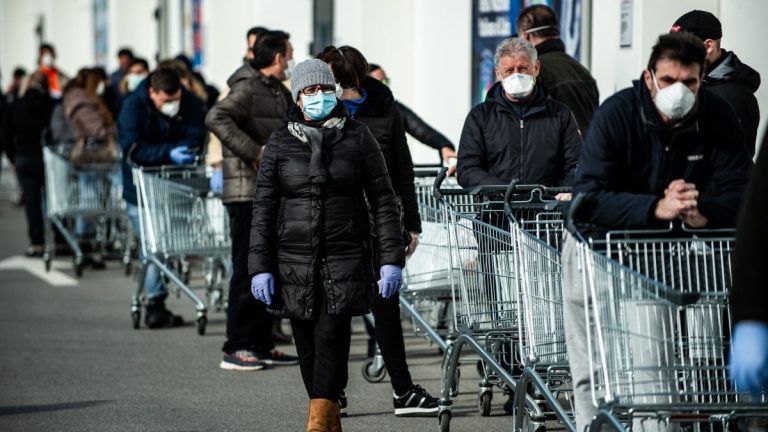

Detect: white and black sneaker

[393,384,439,417]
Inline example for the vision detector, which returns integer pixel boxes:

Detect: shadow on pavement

[0,400,113,416]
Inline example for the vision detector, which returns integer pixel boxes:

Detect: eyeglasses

[301,85,335,96]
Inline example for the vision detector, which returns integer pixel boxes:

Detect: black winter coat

[536,38,599,135]
[457,82,582,188]
[704,50,761,156]
[117,80,207,205]
[3,87,54,162]
[354,77,420,233]
[248,106,405,320]
[205,63,292,204]
[733,138,768,324]
[573,77,752,234]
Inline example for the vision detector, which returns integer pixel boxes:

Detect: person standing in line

[2,72,54,257]
[206,30,299,371]
[368,63,457,172]
[516,4,599,135]
[562,32,752,432]
[317,45,442,417]
[249,59,405,431]
[118,67,207,328]
[37,44,68,100]
[670,10,762,156]
[110,48,134,94]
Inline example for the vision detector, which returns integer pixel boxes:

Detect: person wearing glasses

[248,59,405,430]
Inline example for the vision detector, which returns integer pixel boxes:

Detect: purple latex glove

[379,264,402,299]
[730,321,768,397]
[251,273,274,305]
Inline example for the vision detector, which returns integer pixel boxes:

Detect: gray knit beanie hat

[291,59,336,102]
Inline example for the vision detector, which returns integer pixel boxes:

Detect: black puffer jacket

[205,63,292,204]
[248,105,405,320]
[703,50,761,156]
[457,82,581,188]
[536,38,599,135]
[3,87,54,162]
[354,77,420,233]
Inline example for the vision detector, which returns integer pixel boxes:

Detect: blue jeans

[126,202,165,300]
[75,171,121,237]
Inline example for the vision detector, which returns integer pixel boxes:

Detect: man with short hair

[563,32,752,432]
[206,30,298,371]
[457,37,581,191]
[670,10,761,156]
[118,66,207,328]
[110,48,134,93]
[516,4,599,134]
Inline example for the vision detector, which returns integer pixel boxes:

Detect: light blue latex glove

[169,146,196,165]
[730,321,768,396]
[251,273,275,305]
[209,168,223,193]
[379,264,402,299]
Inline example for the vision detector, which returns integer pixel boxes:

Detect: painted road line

[0,255,78,286]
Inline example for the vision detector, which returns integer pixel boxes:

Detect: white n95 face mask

[502,73,534,98]
[284,58,295,80]
[160,100,181,117]
[651,71,696,121]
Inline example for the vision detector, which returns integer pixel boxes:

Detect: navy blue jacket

[573,77,752,232]
[118,80,206,204]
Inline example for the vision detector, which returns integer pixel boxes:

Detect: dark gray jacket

[205,63,292,204]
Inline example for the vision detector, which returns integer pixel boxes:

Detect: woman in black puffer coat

[248,59,404,430]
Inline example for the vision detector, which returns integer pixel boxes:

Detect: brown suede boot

[306,398,342,432]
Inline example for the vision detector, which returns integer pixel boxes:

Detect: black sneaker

[253,349,299,366]
[338,391,348,417]
[393,384,439,417]
[145,299,184,329]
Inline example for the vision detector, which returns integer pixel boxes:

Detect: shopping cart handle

[432,166,449,199]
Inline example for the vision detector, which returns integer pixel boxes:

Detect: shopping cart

[503,184,575,432]
[362,165,468,383]
[131,165,230,335]
[434,174,570,432]
[567,195,768,431]
[42,147,132,276]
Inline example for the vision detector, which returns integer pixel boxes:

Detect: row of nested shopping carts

[42,147,229,335]
[41,149,768,430]
[416,167,767,432]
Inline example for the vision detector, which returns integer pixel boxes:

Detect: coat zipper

[519,119,525,181]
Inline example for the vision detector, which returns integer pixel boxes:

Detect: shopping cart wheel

[478,392,492,416]
[131,310,141,329]
[44,255,52,272]
[196,316,207,336]
[361,359,387,383]
[123,257,132,276]
[438,411,451,432]
[522,413,546,432]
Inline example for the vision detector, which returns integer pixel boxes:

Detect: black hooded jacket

[248,104,405,320]
[536,38,599,134]
[457,82,582,188]
[354,76,420,234]
[703,49,761,155]
[572,76,752,235]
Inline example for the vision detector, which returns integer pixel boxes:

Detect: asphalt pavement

[0,169,521,431]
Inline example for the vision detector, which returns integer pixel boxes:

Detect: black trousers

[342,292,414,395]
[291,298,352,400]
[222,202,274,354]
[15,157,45,246]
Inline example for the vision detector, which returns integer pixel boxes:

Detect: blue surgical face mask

[300,91,337,120]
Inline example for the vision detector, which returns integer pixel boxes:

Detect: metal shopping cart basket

[132,165,230,335]
[567,196,767,432]
[42,147,132,276]
[434,175,570,431]
[503,183,576,432]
